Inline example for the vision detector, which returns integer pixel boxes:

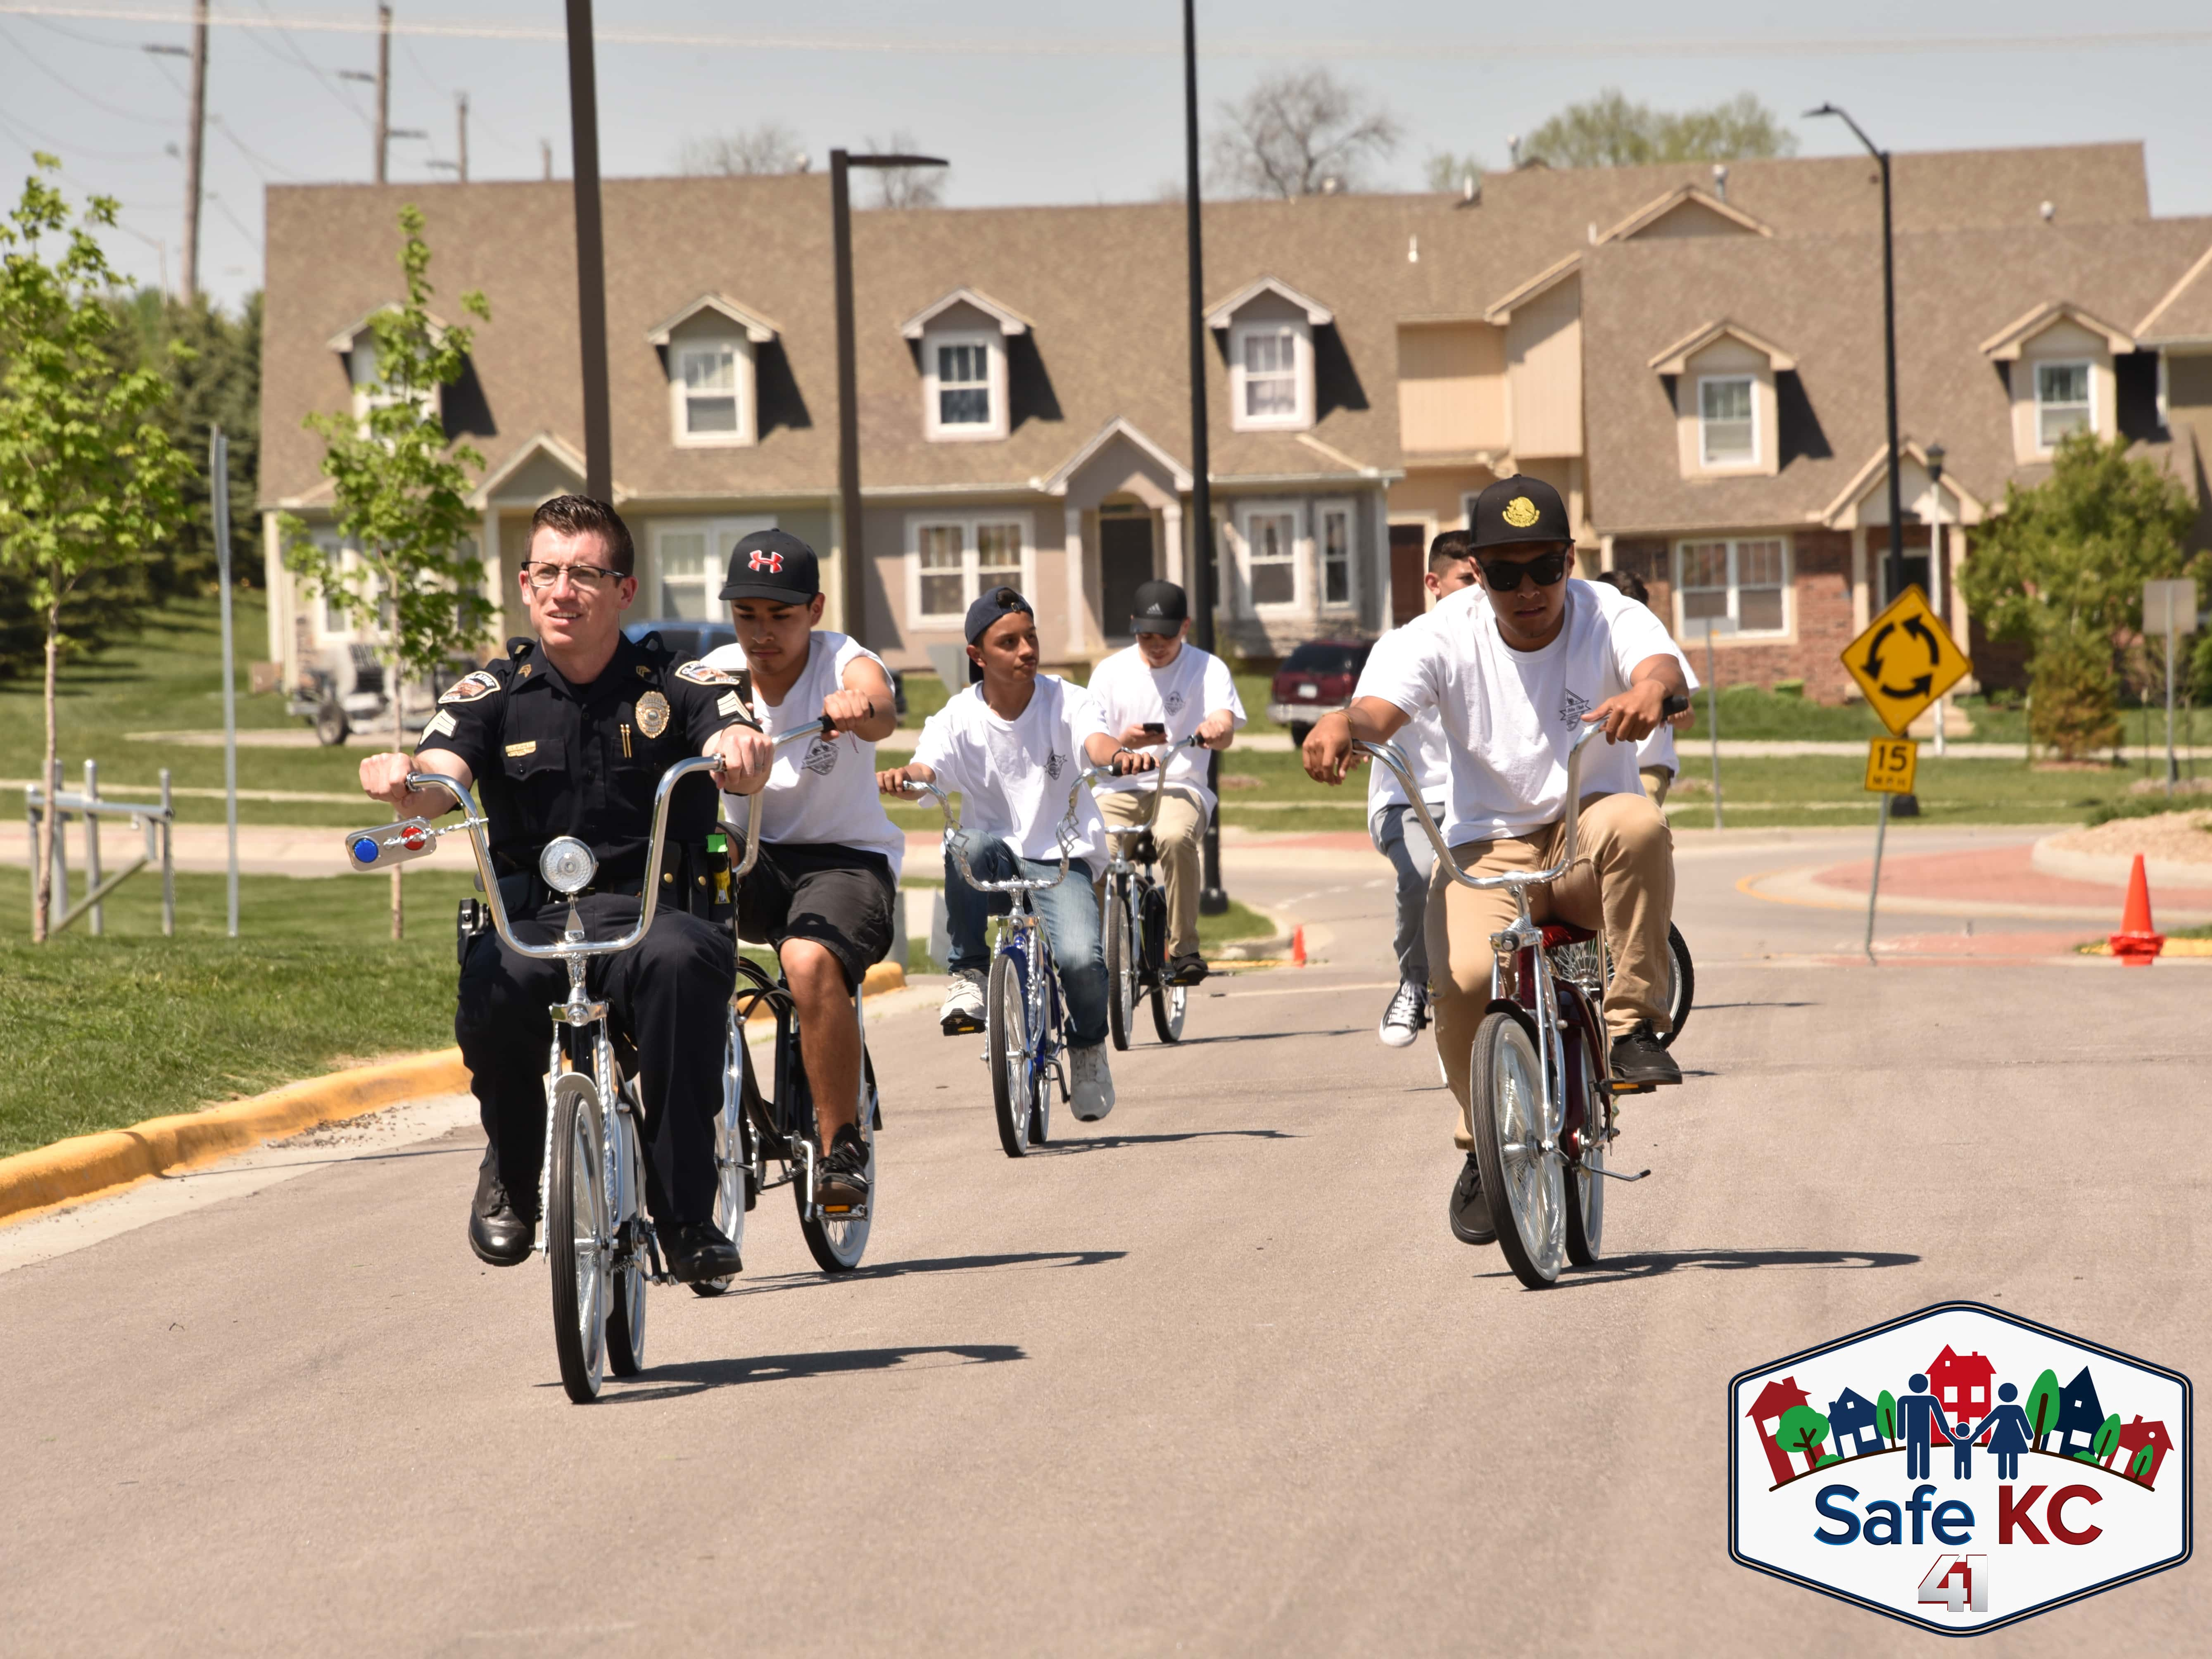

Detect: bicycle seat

[1540,922,1597,950]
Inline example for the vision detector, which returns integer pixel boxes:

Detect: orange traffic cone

[1290,925,1307,966]
[2109,853,2165,965]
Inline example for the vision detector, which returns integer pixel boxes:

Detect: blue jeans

[944,839,1108,1048]
[1371,804,1437,987]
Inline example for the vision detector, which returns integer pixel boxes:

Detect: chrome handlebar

[891,772,1086,895]
[1356,720,1612,894]
[1096,733,1207,839]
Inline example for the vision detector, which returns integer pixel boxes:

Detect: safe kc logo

[1842,586,1971,737]
[1729,1302,2189,1635]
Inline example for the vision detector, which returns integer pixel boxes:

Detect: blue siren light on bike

[351,837,379,865]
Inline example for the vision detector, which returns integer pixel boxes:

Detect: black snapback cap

[719,528,820,605]
[1129,579,1188,636]
[1468,475,1572,551]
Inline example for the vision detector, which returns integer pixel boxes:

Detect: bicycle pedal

[819,1201,868,1220]
[1606,1079,1657,1096]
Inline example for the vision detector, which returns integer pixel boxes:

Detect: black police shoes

[662,1221,743,1283]
[468,1151,534,1267]
[1610,1024,1682,1087]
[1449,1153,1496,1245]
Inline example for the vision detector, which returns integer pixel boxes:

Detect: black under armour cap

[1129,579,1188,636]
[719,528,819,605]
[964,584,1035,645]
[1469,475,1572,551]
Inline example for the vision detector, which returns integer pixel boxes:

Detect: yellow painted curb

[0,1048,469,1228]
[862,960,906,995]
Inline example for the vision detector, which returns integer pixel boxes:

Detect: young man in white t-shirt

[1592,568,1696,805]
[877,587,1145,1120]
[700,530,903,1215]
[1086,580,1245,984]
[1367,530,1480,1048]
[1304,477,1691,1245]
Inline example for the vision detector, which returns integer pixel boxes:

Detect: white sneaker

[1378,979,1426,1048]
[939,969,986,1035]
[1069,1044,1116,1121]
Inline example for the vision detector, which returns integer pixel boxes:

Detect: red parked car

[1268,638,1373,746]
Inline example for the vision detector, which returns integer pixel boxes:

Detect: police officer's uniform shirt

[912,675,1110,877]
[699,631,905,879]
[1358,579,1695,842]
[417,633,748,886]
[1085,642,1246,814]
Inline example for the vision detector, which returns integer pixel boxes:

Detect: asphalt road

[2,825,2205,1656]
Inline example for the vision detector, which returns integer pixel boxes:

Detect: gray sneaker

[1069,1044,1115,1122]
[939,968,986,1035]
[1378,980,1426,1048]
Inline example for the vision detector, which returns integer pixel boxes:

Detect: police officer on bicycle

[359,494,772,1283]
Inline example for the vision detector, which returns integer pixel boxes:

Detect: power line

[211,114,306,181]
[5,5,2212,62]
[0,19,181,126]
[241,0,373,133]
[0,100,165,162]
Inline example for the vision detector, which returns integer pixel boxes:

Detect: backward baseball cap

[719,527,820,605]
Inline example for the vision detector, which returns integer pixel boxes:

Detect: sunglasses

[1477,550,1572,592]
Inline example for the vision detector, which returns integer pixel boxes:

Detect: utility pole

[564,0,612,501]
[374,3,392,183]
[182,0,208,297]
[456,90,469,183]
[541,139,553,181]
[1183,0,1227,915]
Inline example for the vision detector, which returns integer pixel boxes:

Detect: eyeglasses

[525,561,623,590]
[1476,550,1572,592]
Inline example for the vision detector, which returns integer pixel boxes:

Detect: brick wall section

[1614,529,1858,701]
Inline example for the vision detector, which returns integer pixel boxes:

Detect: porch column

[480,506,503,647]
[1849,525,1870,633]
[1064,504,1087,658]
[1161,502,1184,589]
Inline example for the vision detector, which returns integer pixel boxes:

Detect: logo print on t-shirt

[803,737,839,776]
[1045,746,1064,781]
[1558,687,1593,731]
[1163,689,1186,714]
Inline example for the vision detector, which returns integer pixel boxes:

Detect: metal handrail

[889,773,1085,895]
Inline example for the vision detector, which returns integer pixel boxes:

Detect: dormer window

[2036,360,2093,447]
[644,293,780,450]
[903,287,1030,444]
[327,311,442,428]
[1206,276,1333,435]
[1699,376,1756,466]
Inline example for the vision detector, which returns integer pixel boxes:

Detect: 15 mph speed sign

[1844,587,1972,737]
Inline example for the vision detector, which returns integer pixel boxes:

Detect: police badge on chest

[635,689,670,739]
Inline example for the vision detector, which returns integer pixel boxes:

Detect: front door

[1390,522,1428,624]
[1099,515,1155,639]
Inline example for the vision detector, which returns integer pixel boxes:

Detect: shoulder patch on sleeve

[675,661,739,686]
[423,708,458,739]
[439,669,503,705]
[716,690,743,718]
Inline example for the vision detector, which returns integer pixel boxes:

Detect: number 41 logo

[1919,1553,1989,1615]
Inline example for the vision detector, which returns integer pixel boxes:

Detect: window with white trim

[651,517,775,620]
[346,337,437,428]
[677,343,739,435]
[1240,507,1299,608]
[922,329,1007,441]
[908,514,1030,624]
[1677,537,1788,637]
[1698,375,1756,466]
[2035,359,2092,449]
[1228,318,1313,432]
[1319,504,1354,607]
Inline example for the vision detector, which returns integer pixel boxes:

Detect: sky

[3,0,2211,311]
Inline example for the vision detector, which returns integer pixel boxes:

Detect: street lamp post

[831,149,948,645]
[1926,441,1948,758]
[1183,0,1228,916]
[1810,102,1918,813]
[563,0,612,501]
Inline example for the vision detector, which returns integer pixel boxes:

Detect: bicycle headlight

[539,836,597,895]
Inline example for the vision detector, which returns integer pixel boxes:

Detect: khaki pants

[1098,786,1207,959]
[1428,790,1673,1148]
[1640,765,1673,807]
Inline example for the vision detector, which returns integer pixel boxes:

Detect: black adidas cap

[1469,475,1572,551]
[719,528,820,605]
[1129,579,1188,636]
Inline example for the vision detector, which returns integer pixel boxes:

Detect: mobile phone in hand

[1142,722,1166,737]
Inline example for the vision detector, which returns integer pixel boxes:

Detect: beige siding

[1396,322,1506,454]
[1629,198,1757,240]
[1673,335,1780,478]
[1506,275,1582,459]
[2007,317,2117,462]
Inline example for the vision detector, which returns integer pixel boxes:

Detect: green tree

[1776,1405,1837,1475]
[2090,1413,2123,1466]
[281,203,490,940]
[2129,1443,2157,1484]
[0,156,191,941]
[1523,89,1798,169]
[1961,433,2201,759]
[1424,150,1485,196]
[1875,1390,1898,1447]
[2025,1369,2063,1450]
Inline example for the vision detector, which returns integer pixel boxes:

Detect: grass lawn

[0,863,471,1157]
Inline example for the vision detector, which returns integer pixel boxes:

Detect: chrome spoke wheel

[692,1031,747,1298]
[1470,1013,1566,1288]
[606,1103,649,1374]
[799,1049,877,1272]
[1105,891,1136,1052]
[1565,1042,1606,1268]
[988,948,1036,1157]
[546,1079,608,1400]
[1151,982,1186,1044]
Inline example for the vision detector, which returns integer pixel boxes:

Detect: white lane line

[1222,979,1398,999]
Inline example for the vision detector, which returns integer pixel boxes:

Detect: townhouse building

[258,140,2211,703]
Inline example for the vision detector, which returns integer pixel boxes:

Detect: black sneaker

[1167,952,1209,987]
[1448,1154,1496,1245]
[661,1220,742,1283]
[1610,1024,1682,1086]
[817,1124,871,1215]
[468,1147,534,1267]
